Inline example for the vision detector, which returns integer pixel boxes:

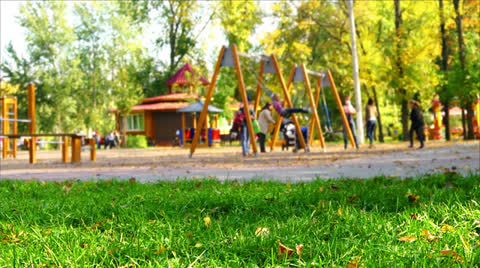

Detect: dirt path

[1,141,478,182]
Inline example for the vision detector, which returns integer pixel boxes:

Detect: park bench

[1,133,96,164]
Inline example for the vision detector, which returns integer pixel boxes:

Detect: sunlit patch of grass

[0,173,479,266]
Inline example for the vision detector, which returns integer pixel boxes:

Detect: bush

[126,135,148,148]
[324,132,343,142]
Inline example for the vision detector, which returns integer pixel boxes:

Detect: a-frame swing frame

[269,68,357,150]
[189,45,258,157]
[267,64,325,151]
[252,54,309,152]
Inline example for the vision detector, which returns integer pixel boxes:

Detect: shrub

[126,135,148,148]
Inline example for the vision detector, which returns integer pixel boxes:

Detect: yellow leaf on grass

[407,193,420,203]
[441,224,454,232]
[286,182,291,188]
[255,227,270,237]
[337,208,342,216]
[154,246,166,254]
[421,229,436,241]
[194,243,203,248]
[203,217,211,227]
[347,260,358,268]
[398,236,416,242]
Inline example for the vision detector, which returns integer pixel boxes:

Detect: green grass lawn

[1,174,479,267]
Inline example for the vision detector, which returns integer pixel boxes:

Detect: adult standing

[343,96,359,149]
[365,98,378,148]
[239,104,255,157]
[258,102,275,153]
[409,100,425,149]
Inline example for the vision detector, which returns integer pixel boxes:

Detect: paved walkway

[1,142,478,182]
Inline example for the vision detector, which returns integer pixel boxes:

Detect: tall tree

[439,0,451,140]
[393,0,410,141]
[453,0,474,139]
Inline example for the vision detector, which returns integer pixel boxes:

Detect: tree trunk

[119,115,127,148]
[439,0,451,141]
[394,0,409,141]
[453,0,473,139]
[466,100,474,139]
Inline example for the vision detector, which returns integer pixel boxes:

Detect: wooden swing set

[0,83,96,163]
[189,45,357,157]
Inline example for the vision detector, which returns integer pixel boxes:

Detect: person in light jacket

[258,102,275,153]
[365,98,378,148]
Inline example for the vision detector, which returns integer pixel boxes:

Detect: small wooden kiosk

[177,100,223,147]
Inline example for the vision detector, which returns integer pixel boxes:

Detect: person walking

[343,96,359,149]
[409,100,425,149]
[258,102,275,153]
[365,98,378,148]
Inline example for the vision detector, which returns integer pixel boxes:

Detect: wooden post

[232,45,258,154]
[27,83,36,134]
[214,114,218,128]
[190,46,225,157]
[253,60,265,116]
[62,137,69,163]
[181,113,186,147]
[1,98,7,158]
[205,113,209,145]
[301,64,325,150]
[12,98,18,157]
[192,113,197,129]
[309,77,322,145]
[71,136,81,162]
[29,138,36,164]
[271,58,307,150]
[89,138,96,161]
[327,70,356,148]
[270,66,295,151]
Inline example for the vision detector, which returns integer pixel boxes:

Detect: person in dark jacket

[409,100,425,149]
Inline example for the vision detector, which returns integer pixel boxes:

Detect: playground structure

[189,45,357,157]
[429,94,480,140]
[0,83,96,164]
[254,63,357,152]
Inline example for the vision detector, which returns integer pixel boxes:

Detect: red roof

[142,93,197,104]
[132,102,190,112]
[109,102,190,113]
[166,63,209,86]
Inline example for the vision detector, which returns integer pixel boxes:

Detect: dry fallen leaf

[129,177,136,184]
[203,216,211,227]
[347,259,358,268]
[421,229,436,242]
[398,236,416,242]
[337,208,342,216]
[154,246,166,254]
[277,240,294,257]
[409,213,418,219]
[440,250,463,262]
[295,244,304,256]
[255,227,270,237]
[286,182,291,189]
